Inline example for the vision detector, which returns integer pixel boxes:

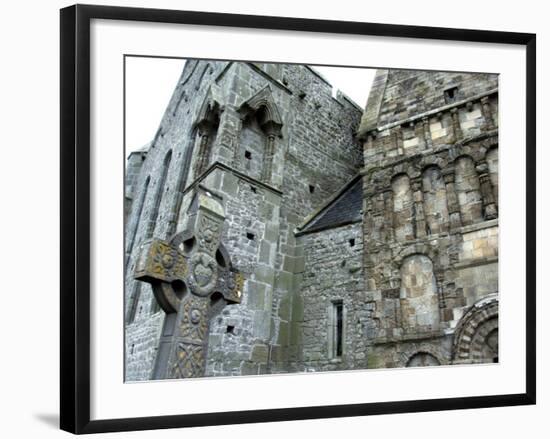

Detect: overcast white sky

[125,57,376,153]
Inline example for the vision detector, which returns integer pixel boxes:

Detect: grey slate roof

[299,176,363,234]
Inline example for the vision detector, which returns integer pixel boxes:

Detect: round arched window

[406,352,440,367]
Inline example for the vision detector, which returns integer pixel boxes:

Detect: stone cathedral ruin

[124,61,499,380]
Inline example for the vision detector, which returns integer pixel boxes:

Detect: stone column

[477,162,498,220]
[411,179,427,238]
[383,189,394,242]
[395,127,404,155]
[450,108,463,143]
[262,133,276,184]
[434,270,446,324]
[194,126,213,177]
[481,96,496,131]
[422,116,432,150]
[232,115,245,168]
[373,191,386,242]
[260,120,282,186]
[443,170,462,229]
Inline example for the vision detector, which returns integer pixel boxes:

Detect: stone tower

[356,69,499,367]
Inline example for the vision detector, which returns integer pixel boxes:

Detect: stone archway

[406,352,441,367]
[452,294,498,364]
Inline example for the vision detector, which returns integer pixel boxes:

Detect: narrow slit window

[309,184,315,194]
[336,302,343,357]
[331,301,344,358]
[244,150,252,160]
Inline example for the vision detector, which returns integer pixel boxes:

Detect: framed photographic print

[60,4,536,434]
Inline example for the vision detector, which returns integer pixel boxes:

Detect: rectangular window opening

[444,86,459,104]
[331,300,344,358]
[244,150,252,160]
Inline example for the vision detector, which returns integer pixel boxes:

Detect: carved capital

[442,170,455,184]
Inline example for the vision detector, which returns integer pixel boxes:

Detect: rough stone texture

[124,62,499,380]
[295,222,366,372]
[299,176,363,234]
[124,146,148,222]
[360,69,499,369]
[124,61,362,381]
[358,69,498,135]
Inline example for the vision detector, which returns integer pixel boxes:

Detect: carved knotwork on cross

[134,190,243,379]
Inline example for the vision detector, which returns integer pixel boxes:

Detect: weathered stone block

[250,344,269,363]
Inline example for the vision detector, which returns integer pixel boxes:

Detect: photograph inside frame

[124,58,499,381]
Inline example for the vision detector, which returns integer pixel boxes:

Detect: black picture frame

[60,4,536,434]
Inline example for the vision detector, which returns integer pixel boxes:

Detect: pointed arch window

[126,176,150,256]
[146,150,172,239]
[192,87,221,178]
[238,86,283,185]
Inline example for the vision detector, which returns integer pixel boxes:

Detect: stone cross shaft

[134,191,243,379]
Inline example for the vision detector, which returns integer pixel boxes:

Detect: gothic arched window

[146,150,172,238]
[126,176,150,256]
[238,86,283,185]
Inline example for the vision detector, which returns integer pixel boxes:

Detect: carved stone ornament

[189,252,218,296]
[134,189,243,379]
[238,85,283,137]
[452,293,499,364]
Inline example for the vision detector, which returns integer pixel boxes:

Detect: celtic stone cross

[134,189,243,379]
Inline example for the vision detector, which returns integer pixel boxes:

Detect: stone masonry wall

[360,69,499,369]
[269,65,362,373]
[124,149,147,221]
[125,62,499,380]
[124,60,362,380]
[296,223,366,372]
[124,60,230,381]
[358,69,498,135]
